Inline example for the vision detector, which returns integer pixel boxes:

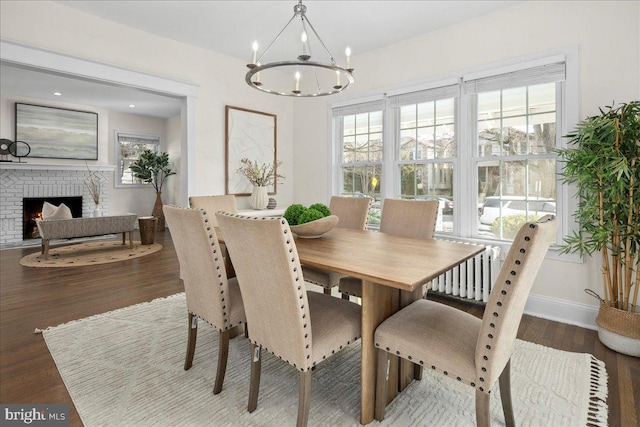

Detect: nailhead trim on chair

[281,217,315,372]
[374,341,479,388]
[169,206,246,336]
[218,212,361,373]
[476,223,537,393]
[373,225,541,394]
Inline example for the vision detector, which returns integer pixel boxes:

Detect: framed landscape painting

[15,103,98,160]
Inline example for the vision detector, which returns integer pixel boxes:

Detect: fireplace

[23,197,83,239]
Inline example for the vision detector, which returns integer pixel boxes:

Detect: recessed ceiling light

[129,104,135,108]
[53,92,62,96]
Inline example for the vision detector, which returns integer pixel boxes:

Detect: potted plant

[236,158,284,209]
[130,150,176,231]
[557,101,639,356]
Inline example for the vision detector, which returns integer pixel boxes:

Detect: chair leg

[414,363,423,381]
[248,343,262,413]
[297,370,312,427]
[475,389,491,427]
[323,287,332,295]
[341,293,350,300]
[499,359,515,427]
[213,330,231,394]
[184,313,197,370]
[374,348,390,421]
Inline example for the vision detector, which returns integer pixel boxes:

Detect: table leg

[361,280,399,425]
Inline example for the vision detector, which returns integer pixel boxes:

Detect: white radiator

[429,242,501,302]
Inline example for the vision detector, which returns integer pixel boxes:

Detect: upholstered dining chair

[216,212,362,427]
[339,198,439,299]
[163,205,246,395]
[373,215,557,426]
[189,195,238,277]
[189,195,238,225]
[303,195,372,295]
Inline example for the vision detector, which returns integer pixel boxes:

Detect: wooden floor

[1,230,637,426]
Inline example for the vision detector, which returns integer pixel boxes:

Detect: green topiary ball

[309,203,331,217]
[284,204,307,226]
[298,208,325,224]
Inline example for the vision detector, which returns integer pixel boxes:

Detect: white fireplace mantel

[0,163,115,172]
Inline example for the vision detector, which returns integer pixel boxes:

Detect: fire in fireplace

[23,197,83,239]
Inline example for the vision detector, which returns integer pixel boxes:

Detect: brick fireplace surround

[0,164,113,247]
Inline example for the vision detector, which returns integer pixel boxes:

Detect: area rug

[20,240,162,267]
[40,293,608,426]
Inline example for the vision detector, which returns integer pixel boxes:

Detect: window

[115,132,161,186]
[333,100,385,225]
[331,56,571,245]
[389,84,459,233]
[466,62,564,241]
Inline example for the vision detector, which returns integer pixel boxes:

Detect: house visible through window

[333,100,385,225]
[390,84,459,233]
[331,57,570,245]
[115,132,161,186]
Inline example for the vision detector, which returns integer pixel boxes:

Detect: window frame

[114,130,162,188]
[329,49,580,261]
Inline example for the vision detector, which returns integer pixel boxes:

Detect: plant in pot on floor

[557,100,639,356]
[130,150,176,231]
[236,158,284,209]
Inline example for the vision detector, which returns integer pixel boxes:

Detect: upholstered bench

[36,214,137,259]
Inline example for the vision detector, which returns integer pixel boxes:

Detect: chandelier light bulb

[301,31,308,43]
[252,40,259,64]
[345,47,352,70]
[293,71,301,94]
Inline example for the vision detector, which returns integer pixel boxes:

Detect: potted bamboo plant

[130,150,176,231]
[557,101,639,356]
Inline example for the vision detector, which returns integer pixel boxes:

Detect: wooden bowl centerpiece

[290,215,339,238]
[284,203,338,239]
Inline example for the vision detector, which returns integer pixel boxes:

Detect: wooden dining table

[293,227,484,424]
[218,225,483,425]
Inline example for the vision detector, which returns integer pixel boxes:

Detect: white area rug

[41,293,608,426]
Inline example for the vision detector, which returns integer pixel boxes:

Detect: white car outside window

[479,196,556,225]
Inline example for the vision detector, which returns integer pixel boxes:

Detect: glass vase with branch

[84,163,106,217]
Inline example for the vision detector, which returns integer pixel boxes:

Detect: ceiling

[0,63,183,118]
[1,1,522,118]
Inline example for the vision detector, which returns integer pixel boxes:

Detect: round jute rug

[20,240,163,268]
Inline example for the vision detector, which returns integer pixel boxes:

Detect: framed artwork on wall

[225,105,277,195]
[15,103,98,160]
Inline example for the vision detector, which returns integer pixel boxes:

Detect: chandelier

[245,0,354,97]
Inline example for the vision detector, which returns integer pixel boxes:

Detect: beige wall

[292,1,640,310]
[0,0,296,211]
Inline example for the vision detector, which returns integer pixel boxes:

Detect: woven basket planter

[588,290,640,357]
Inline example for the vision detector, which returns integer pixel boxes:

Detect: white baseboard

[524,294,599,331]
